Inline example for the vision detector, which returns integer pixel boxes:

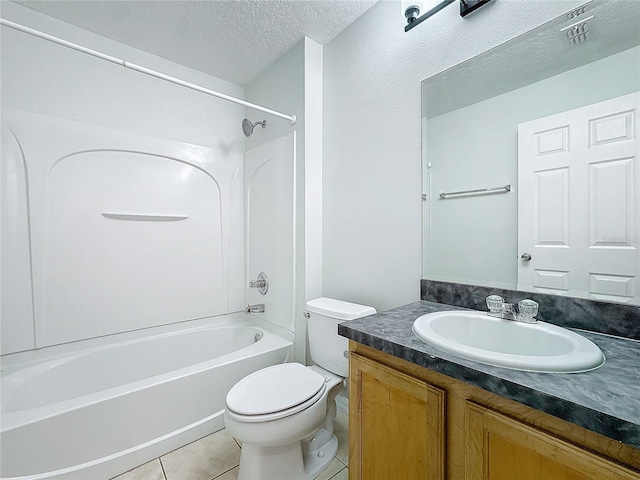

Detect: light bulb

[402,0,423,22]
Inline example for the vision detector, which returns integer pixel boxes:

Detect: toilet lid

[226,363,325,416]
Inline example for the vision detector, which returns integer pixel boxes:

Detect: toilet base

[237,432,338,480]
[303,431,338,479]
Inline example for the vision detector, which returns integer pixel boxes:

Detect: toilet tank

[306,297,376,377]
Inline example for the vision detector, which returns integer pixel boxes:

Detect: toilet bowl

[225,364,344,479]
[224,298,376,480]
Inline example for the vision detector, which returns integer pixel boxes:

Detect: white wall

[303,40,324,316]
[322,0,586,312]
[0,1,245,151]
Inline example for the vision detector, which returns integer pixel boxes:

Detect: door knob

[521,253,532,261]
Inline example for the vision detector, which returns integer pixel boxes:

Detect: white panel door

[518,92,640,304]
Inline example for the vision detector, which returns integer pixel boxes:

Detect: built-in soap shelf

[101,213,189,222]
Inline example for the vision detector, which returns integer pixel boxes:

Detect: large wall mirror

[422,0,640,304]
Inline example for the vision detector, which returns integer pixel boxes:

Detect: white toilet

[224,297,376,480]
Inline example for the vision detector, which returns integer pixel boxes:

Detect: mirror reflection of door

[517,92,640,304]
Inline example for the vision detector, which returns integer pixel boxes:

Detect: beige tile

[330,467,349,480]
[315,458,345,480]
[161,429,240,480]
[111,459,165,480]
[334,410,349,466]
[214,466,239,479]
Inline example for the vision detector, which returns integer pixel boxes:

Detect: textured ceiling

[14,0,378,85]
[423,0,640,117]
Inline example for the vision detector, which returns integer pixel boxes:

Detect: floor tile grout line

[158,456,168,480]
[210,464,239,480]
[329,466,348,480]
[160,429,220,459]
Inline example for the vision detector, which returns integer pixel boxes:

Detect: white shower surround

[1,107,249,352]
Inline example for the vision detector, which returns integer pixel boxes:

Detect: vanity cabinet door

[465,402,640,480]
[349,353,445,480]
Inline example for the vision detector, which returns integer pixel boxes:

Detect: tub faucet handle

[249,272,269,295]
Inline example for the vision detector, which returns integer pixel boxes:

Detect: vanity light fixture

[459,0,492,17]
[404,0,492,32]
[403,0,454,31]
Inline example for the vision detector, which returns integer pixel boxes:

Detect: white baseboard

[336,393,349,413]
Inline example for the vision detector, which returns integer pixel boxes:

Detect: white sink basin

[412,310,604,373]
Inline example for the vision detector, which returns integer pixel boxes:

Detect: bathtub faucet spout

[245,304,265,314]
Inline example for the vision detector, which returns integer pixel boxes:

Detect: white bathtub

[0,314,292,480]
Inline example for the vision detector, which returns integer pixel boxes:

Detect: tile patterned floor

[112,409,350,480]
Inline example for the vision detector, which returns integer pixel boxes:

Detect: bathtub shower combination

[1,108,296,479]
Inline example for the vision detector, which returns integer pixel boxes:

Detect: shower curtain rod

[0,18,297,125]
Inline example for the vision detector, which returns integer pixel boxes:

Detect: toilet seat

[226,363,326,422]
[226,387,326,423]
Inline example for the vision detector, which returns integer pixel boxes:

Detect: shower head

[242,118,267,137]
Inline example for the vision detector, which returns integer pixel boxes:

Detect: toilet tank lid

[306,297,376,320]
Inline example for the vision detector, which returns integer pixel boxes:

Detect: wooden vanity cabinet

[349,353,445,480]
[466,402,638,480]
[348,342,640,480]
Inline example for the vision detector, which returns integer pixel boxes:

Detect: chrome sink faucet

[486,295,538,323]
[500,302,518,321]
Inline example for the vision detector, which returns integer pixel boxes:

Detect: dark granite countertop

[338,300,640,449]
